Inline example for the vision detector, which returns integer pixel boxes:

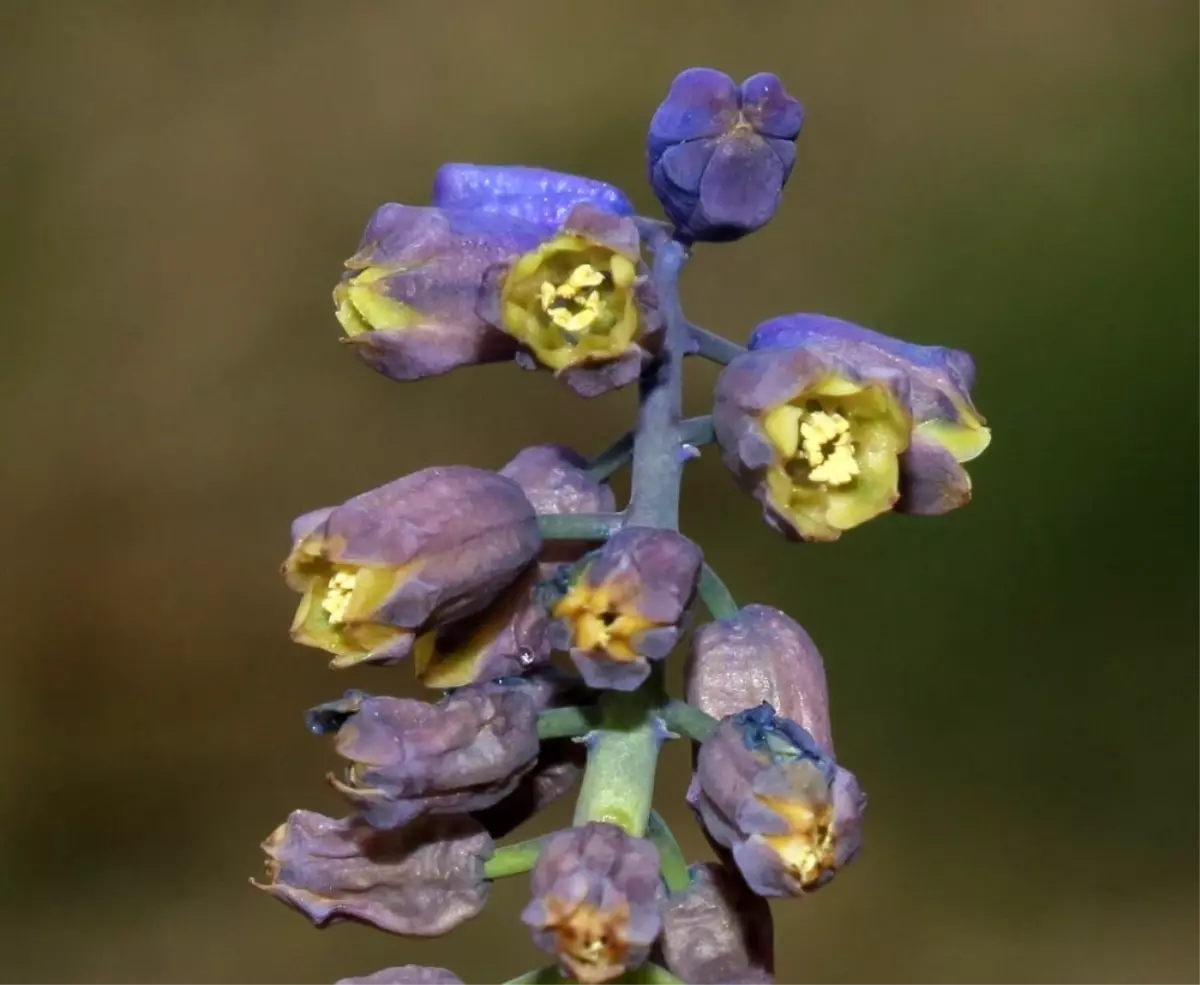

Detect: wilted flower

[659,862,774,985]
[333,204,546,382]
[337,967,463,985]
[522,822,663,984]
[543,526,702,690]
[414,445,616,688]
[686,604,834,754]
[478,205,663,398]
[713,345,911,541]
[749,314,991,516]
[472,739,586,840]
[647,68,803,242]
[432,163,634,229]
[687,704,865,897]
[327,682,541,829]
[254,811,491,936]
[283,466,540,668]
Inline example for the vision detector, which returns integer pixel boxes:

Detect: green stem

[536,513,624,541]
[536,705,601,740]
[645,810,691,894]
[586,431,635,482]
[698,563,739,619]
[571,680,663,837]
[660,699,718,743]
[688,324,745,365]
[679,414,715,449]
[483,836,545,880]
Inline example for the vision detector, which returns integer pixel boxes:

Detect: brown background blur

[2,2,1196,983]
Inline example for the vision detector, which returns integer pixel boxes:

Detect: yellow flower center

[500,235,640,372]
[757,794,838,889]
[543,897,630,985]
[552,581,654,663]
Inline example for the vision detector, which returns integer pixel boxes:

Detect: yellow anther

[808,440,860,485]
[538,264,611,336]
[322,570,358,624]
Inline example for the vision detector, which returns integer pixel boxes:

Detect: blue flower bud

[648,68,803,242]
[688,704,865,898]
[432,164,634,229]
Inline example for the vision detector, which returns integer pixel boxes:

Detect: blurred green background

[2,2,1196,982]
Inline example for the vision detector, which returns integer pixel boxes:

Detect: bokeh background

[2,2,1196,982]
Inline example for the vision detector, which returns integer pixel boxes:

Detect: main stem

[573,237,690,838]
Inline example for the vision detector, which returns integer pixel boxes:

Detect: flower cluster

[258,66,991,983]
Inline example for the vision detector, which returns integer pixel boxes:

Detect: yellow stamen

[539,263,610,335]
[321,570,358,624]
[757,795,838,889]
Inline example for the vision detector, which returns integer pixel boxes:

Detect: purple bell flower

[543,527,702,691]
[337,968,463,985]
[648,68,803,242]
[687,704,865,898]
[748,314,991,517]
[283,466,540,668]
[521,822,663,984]
[327,682,542,830]
[659,862,775,984]
[254,811,491,936]
[686,604,835,755]
[333,205,545,382]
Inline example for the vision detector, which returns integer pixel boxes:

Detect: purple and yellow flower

[333,205,545,382]
[714,344,912,542]
[283,466,540,668]
[660,862,774,985]
[326,682,541,829]
[413,445,616,688]
[648,68,803,242]
[749,314,991,518]
[432,164,634,229]
[521,822,663,984]
[337,968,463,985]
[253,811,491,936]
[686,604,835,755]
[687,704,865,897]
[543,527,702,691]
[478,205,663,398]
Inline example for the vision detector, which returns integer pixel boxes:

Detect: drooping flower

[713,345,912,541]
[478,205,663,398]
[659,862,775,985]
[432,164,634,229]
[254,811,491,936]
[686,604,834,754]
[647,68,803,242]
[471,739,587,840]
[413,445,616,688]
[326,681,542,829]
[283,466,540,668]
[687,704,865,897]
[749,314,991,517]
[337,967,463,985]
[333,205,545,382]
[543,527,702,691]
[522,822,663,984]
